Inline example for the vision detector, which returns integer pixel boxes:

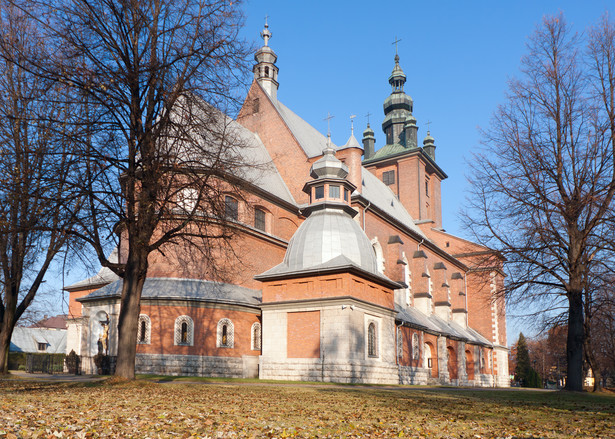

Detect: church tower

[362,53,447,229]
[253,21,279,100]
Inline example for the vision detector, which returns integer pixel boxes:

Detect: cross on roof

[392,36,402,55]
[324,112,334,136]
[425,120,432,133]
[365,111,372,125]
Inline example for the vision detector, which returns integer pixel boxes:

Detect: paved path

[3,371,106,383]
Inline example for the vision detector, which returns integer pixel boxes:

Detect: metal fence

[25,353,65,374]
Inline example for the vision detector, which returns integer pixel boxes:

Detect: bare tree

[0,4,78,374]
[14,0,253,379]
[465,15,615,392]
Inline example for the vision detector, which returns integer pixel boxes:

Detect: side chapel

[65,24,509,386]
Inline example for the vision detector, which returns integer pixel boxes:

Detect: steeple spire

[253,19,279,100]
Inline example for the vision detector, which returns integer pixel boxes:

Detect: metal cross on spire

[425,120,432,134]
[349,114,356,135]
[261,16,271,46]
[365,111,372,125]
[324,112,335,136]
[392,36,402,56]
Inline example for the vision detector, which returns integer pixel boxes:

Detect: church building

[65,23,509,386]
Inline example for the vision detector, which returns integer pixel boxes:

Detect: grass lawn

[0,377,614,438]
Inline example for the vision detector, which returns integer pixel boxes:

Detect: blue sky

[239,0,613,343]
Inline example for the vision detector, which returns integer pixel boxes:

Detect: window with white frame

[178,188,198,212]
[251,322,262,351]
[137,314,151,344]
[174,315,194,346]
[217,318,234,348]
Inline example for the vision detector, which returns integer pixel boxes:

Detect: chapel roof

[78,277,262,307]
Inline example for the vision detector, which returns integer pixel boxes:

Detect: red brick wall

[399,326,421,367]
[287,311,320,358]
[261,273,393,309]
[424,333,439,378]
[136,304,260,357]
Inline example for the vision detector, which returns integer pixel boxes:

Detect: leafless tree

[0,4,79,374]
[13,0,254,379]
[465,15,615,392]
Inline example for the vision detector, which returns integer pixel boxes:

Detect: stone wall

[135,353,258,378]
[260,357,399,384]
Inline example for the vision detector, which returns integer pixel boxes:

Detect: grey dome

[282,208,378,274]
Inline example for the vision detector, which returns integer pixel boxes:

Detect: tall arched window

[217,318,234,348]
[137,314,151,344]
[367,322,377,357]
[397,328,403,360]
[174,316,194,346]
[412,333,419,360]
[254,208,266,232]
[225,196,238,220]
[251,322,262,351]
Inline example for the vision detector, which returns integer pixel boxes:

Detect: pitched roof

[30,315,68,329]
[395,304,491,346]
[64,248,121,291]
[271,99,335,158]
[10,327,67,353]
[360,169,427,238]
[78,277,262,307]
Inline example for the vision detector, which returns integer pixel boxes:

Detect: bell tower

[253,20,279,100]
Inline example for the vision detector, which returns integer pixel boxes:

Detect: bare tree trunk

[114,249,148,380]
[0,309,15,374]
[566,291,584,391]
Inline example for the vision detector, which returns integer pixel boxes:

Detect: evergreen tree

[515,333,531,386]
[515,332,543,387]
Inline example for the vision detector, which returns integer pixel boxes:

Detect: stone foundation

[398,365,430,385]
[135,354,259,378]
[260,358,400,384]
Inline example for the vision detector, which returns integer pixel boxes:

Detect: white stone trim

[216,318,234,348]
[251,322,261,351]
[174,315,194,346]
[137,314,151,344]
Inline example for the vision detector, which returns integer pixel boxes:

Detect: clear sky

[239,0,613,344]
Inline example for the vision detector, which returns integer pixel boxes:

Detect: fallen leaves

[0,380,613,438]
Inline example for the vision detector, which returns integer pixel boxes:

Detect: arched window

[367,322,377,357]
[178,188,198,212]
[424,343,432,369]
[397,328,403,360]
[265,66,269,77]
[217,318,234,348]
[225,196,238,220]
[137,314,151,344]
[412,333,419,360]
[174,316,194,346]
[254,208,266,232]
[371,237,385,273]
[251,322,262,351]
